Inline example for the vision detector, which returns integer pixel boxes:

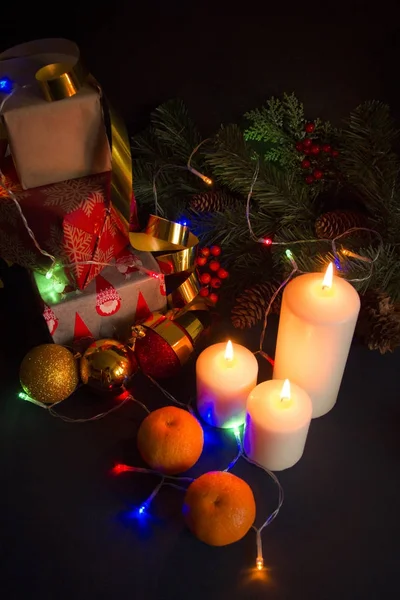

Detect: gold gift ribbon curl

[130,215,211,367]
[130,214,205,310]
[0,38,132,234]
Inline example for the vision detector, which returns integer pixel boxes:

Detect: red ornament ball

[322,144,331,153]
[332,149,339,158]
[295,141,303,152]
[210,245,221,257]
[217,268,229,279]
[135,330,181,379]
[196,256,207,267]
[305,122,315,133]
[199,287,210,297]
[303,138,312,148]
[303,148,311,155]
[210,277,221,289]
[209,260,220,272]
[200,247,210,257]
[313,169,323,180]
[311,145,320,155]
[305,175,314,184]
[209,293,219,304]
[200,272,211,284]
[301,159,311,169]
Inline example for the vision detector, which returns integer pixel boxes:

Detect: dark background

[2,1,400,134]
[1,4,400,599]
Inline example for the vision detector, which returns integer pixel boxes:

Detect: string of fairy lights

[0,132,383,573]
[111,397,284,573]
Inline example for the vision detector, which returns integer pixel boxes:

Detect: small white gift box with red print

[34,246,167,347]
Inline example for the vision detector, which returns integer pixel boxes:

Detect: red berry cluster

[195,245,229,304]
[296,122,339,184]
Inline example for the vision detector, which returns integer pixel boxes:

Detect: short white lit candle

[196,341,258,428]
[244,379,312,471]
[273,263,360,418]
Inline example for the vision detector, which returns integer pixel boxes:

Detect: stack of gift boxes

[0,40,166,349]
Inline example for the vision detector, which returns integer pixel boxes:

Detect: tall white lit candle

[273,263,360,418]
[244,379,312,471]
[196,341,258,428]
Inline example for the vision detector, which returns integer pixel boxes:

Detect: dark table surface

[0,266,399,600]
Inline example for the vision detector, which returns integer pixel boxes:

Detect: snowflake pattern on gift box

[81,190,105,218]
[63,221,93,279]
[0,231,38,269]
[89,243,115,281]
[103,212,119,238]
[0,198,19,225]
[0,175,28,199]
[47,223,66,257]
[42,177,104,213]
[0,176,30,224]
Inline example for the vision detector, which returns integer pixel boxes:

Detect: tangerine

[183,471,256,546]
[137,406,204,475]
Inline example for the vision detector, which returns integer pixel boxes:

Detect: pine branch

[131,99,213,216]
[356,244,400,300]
[339,101,400,216]
[188,204,275,251]
[206,124,315,216]
[150,99,204,166]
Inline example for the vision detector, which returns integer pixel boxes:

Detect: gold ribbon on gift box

[130,214,210,312]
[130,215,210,368]
[0,38,132,234]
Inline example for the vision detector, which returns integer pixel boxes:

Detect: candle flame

[225,340,234,361]
[280,379,291,401]
[322,262,333,289]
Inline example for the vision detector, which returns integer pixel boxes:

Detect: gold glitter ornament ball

[20,344,79,404]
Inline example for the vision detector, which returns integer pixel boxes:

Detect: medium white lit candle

[273,263,360,418]
[244,379,312,471]
[196,341,258,428]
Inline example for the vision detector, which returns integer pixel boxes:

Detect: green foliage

[244,93,305,167]
[131,95,400,302]
[206,124,317,222]
[131,99,211,219]
[339,101,400,217]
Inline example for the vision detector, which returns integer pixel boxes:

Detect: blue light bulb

[0,77,13,94]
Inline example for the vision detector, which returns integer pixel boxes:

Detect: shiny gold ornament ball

[80,339,138,393]
[20,344,79,404]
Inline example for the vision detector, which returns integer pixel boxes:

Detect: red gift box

[0,156,135,289]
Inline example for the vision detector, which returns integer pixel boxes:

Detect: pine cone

[190,190,235,212]
[315,210,369,240]
[231,282,282,329]
[356,290,400,354]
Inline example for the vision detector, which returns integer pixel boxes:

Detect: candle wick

[280,396,290,403]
